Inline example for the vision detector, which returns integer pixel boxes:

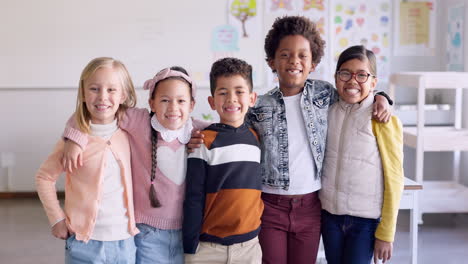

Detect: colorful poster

[265,0,296,13]
[446,4,464,71]
[331,1,392,81]
[399,2,430,45]
[229,0,259,38]
[393,0,436,56]
[211,25,240,61]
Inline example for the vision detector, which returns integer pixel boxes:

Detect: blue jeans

[321,210,379,264]
[134,223,183,264]
[65,235,136,264]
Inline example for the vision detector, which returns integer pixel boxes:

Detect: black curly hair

[264,16,325,69]
[209,57,253,96]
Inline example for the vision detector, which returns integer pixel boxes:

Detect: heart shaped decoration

[356,18,365,27]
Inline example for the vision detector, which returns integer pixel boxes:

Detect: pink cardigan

[64,108,209,229]
[36,129,139,242]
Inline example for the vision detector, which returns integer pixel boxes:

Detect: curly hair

[264,16,325,67]
[209,57,253,96]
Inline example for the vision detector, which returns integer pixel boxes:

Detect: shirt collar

[150,115,193,144]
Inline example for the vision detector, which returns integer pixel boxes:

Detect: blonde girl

[61,66,208,264]
[36,57,139,264]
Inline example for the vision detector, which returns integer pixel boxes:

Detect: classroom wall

[0,0,464,191]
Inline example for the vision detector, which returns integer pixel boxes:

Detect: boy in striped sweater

[183,57,263,264]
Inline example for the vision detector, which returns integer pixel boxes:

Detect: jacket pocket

[312,90,331,109]
[249,106,274,136]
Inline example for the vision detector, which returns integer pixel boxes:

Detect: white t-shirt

[263,93,321,195]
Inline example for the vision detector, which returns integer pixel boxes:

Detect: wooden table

[399,177,423,264]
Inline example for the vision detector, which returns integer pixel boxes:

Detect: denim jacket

[246,79,339,190]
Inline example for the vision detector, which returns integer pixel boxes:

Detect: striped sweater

[183,123,264,254]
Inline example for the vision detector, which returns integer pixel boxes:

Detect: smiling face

[208,75,257,128]
[268,35,315,96]
[335,58,377,104]
[149,79,194,131]
[83,67,126,125]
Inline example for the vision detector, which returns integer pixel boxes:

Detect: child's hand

[51,219,71,240]
[61,140,83,173]
[187,130,204,153]
[373,239,393,263]
[372,95,392,123]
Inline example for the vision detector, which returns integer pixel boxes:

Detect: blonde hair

[75,57,137,133]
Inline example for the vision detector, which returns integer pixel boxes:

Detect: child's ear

[371,76,378,91]
[189,99,195,113]
[120,92,127,104]
[208,96,216,110]
[148,98,156,112]
[267,59,276,72]
[249,92,257,107]
[310,63,316,73]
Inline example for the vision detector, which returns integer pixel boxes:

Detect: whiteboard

[0,0,265,88]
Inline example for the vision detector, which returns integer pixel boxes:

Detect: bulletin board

[330,0,393,81]
[393,0,436,56]
[0,0,265,88]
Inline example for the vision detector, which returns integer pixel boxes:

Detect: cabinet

[389,72,468,216]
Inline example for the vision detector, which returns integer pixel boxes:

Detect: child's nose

[227,93,237,102]
[168,101,178,110]
[98,90,107,100]
[288,55,300,64]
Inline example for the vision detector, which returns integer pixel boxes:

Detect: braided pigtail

[149,116,162,208]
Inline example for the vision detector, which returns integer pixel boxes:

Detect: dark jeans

[259,192,321,264]
[321,210,379,264]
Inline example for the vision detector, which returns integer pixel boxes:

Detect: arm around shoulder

[63,114,88,149]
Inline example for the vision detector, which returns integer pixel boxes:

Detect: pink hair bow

[143,68,196,98]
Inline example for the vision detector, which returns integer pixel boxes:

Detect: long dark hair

[148,66,190,208]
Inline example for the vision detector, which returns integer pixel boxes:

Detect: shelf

[403,126,468,151]
[390,72,468,89]
[420,181,468,213]
[395,109,454,126]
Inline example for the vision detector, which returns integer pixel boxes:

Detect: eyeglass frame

[335,70,376,84]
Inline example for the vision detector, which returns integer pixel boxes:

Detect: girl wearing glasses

[319,45,404,264]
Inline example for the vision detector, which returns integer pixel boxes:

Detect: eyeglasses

[336,70,375,83]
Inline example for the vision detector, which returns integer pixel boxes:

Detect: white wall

[1,0,465,191]
[0,87,219,191]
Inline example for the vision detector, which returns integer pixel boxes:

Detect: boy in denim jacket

[246,16,392,264]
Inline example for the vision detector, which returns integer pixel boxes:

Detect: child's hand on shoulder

[61,141,83,173]
[187,130,204,153]
[51,219,72,240]
[373,238,393,263]
[372,95,392,123]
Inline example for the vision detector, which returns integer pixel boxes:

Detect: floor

[0,199,467,264]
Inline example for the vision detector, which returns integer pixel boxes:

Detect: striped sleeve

[372,116,405,242]
[183,134,212,254]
